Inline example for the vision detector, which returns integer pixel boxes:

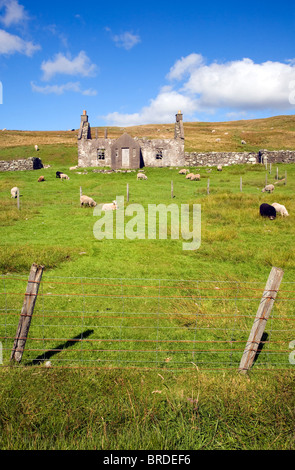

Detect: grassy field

[0,116,294,450]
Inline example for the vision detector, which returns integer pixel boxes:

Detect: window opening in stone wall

[156,149,163,159]
[97,148,105,160]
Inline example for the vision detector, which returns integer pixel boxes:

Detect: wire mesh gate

[1,272,295,370]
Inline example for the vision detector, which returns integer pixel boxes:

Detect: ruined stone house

[77,110,185,169]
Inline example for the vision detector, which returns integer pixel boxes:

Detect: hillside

[1,115,295,154]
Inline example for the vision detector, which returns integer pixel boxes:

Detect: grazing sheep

[190,174,201,181]
[11,187,19,198]
[260,203,276,220]
[179,169,189,174]
[262,184,275,193]
[217,165,222,171]
[56,171,62,178]
[80,195,97,207]
[101,200,117,211]
[137,173,147,180]
[60,173,70,180]
[271,203,289,217]
[186,173,194,179]
[38,176,45,182]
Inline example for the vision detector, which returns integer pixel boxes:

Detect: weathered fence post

[10,264,44,363]
[239,266,284,374]
[276,167,279,180]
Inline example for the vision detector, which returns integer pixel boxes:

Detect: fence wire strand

[1,273,295,370]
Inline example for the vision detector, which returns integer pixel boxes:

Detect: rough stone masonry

[77,110,185,169]
[0,157,43,172]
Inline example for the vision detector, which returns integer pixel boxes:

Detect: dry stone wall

[185,149,295,167]
[258,149,295,163]
[0,157,43,172]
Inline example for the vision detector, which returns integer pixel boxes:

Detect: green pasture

[0,149,294,450]
[0,155,294,369]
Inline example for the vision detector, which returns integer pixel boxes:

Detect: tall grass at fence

[1,273,294,370]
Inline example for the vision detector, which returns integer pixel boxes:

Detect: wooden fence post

[10,264,44,363]
[239,266,284,374]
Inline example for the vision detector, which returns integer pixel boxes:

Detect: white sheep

[262,184,275,193]
[271,203,289,217]
[179,169,189,174]
[60,173,70,180]
[80,195,97,207]
[190,174,201,181]
[186,173,194,179]
[101,200,117,211]
[137,173,147,180]
[34,145,39,151]
[11,187,19,198]
[217,165,222,171]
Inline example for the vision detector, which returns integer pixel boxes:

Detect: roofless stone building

[77,110,185,169]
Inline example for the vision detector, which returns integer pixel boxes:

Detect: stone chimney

[175,110,184,140]
[78,110,91,140]
[81,110,88,123]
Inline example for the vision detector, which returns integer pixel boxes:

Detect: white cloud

[105,28,140,50]
[105,54,295,126]
[104,86,197,127]
[41,51,97,81]
[167,53,204,80]
[113,31,141,50]
[0,0,28,27]
[31,81,97,96]
[170,55,295,110]
[0,28,40,56]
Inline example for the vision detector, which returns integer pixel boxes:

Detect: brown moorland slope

[0,114,295,153]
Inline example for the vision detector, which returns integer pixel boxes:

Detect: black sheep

[260,203,276,220]
[56,171,62,178]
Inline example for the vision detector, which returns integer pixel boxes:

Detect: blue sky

[0,0,295,130]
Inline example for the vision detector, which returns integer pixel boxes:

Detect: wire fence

[1,272,295,371]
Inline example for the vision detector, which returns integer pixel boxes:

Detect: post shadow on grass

[253,332,269,365]
[26,329,94,366]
